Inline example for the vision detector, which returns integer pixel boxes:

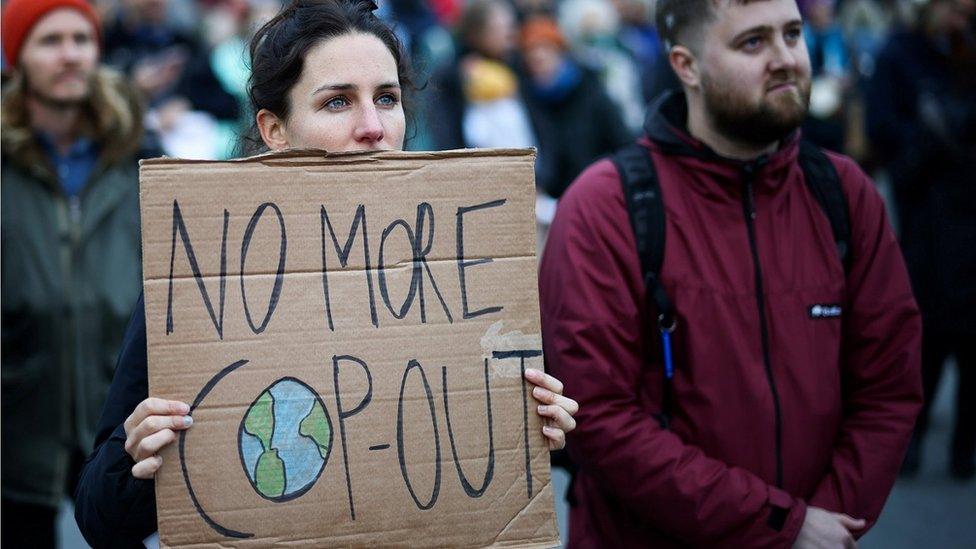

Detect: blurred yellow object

[463,58,518,103]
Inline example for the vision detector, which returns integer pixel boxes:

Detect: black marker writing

[397,359,442,510]
[492,349,543,499]
[321,204,379,330]
[166,200,229,339]
[456,200,506,320]
[414,203,453,324]
[441,359,494,498]
[332,354,373,520]
[240,203,286,335]
[378,218,418,319]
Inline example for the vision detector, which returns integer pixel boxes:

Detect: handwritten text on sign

[139,149,558,548]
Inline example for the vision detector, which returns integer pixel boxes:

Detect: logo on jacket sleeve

[808,304,843,319]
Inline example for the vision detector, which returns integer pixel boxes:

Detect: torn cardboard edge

[139,147,537,166]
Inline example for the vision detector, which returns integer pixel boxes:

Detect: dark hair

[655,0,761,52]
[239,0,413,155]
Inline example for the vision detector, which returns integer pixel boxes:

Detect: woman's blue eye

[325,97,349,110]
[376,94,398,107]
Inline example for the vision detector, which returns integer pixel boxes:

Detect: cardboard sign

[139,149,558,548]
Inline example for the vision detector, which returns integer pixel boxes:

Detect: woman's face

[259,32,406,152]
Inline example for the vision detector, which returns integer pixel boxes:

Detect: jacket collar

[643,90,801,191]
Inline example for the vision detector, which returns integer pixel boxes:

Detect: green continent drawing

[299,400,332,460]
[243,391,275,449]
[239,378,333,501]
[254,448,286,498]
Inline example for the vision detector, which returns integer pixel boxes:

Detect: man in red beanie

[1,0,101,71]
[1,1,152,546]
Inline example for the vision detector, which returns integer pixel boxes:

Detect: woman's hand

[524,368,579,450]
[124,397,193,479]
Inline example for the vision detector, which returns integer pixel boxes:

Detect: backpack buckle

[658,312,676,334]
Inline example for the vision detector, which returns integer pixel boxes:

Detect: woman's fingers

[124,398,189,435]
[133,428,178,462]
[124,414,193,459]
[527,371,579,451]
[131,455,164,480]
[542,425,566,451]
[537,404,577,433]
[523,368,564,395]
[532,386,579,416]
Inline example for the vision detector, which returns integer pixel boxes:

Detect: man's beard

[25,72,93,110]
[701,71,811,148]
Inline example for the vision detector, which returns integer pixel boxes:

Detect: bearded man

[539,0,922,547]
[1,1,152,546]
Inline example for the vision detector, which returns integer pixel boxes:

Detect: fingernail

[178,402,190,414]
[525,368,540,379]
[538,405,546,414]
[183,415,193,427]
[543,426,556,434]
[533,387,549,399]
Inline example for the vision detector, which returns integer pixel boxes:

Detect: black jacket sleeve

[74,293,157,548]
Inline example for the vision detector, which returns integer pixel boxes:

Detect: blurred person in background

[0,0,151,546]
[867,0,976,481]
[200,0,283,158]
[612,0,665,105]
[102,0,197,106]
[837,0,898,79]
[101,0,241,158]
[511,0,558,20]
[802,0,850,152]
[428,0,536,151]
[519,16,631,199]
[558,0,646,132]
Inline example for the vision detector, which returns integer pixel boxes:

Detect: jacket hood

[643,90,802,190]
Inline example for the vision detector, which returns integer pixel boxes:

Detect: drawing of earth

[238,378,333,500]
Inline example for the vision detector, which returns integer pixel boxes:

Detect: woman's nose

[354,105,385,144]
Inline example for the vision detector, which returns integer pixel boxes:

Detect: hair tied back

[358,0,380,14]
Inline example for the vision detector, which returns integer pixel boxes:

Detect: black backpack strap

[612,143,675,429]
[798,141,852,273]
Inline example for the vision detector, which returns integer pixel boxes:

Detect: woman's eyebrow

[312,82,401,96]
[311,83,355,96]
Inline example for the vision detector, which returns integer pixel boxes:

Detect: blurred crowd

[1,0,974,546]
[3,0,972,194]
[3,0,970,202]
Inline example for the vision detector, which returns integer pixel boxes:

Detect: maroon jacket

[539,93,922,548]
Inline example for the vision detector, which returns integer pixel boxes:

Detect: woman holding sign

[74,1,578,547]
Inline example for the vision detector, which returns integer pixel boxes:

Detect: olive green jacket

[1,144,143,508]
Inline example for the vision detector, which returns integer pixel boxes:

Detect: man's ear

[256,109,289,150]
[669,45,701,89]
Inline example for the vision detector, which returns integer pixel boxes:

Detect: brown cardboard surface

[139,148,558,548]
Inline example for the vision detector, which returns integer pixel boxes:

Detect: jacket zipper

[741,166,785,489]
[57,195,83,447]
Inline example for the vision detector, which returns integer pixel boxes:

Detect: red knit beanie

[2,0,101,68]
[520,17,567,51]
